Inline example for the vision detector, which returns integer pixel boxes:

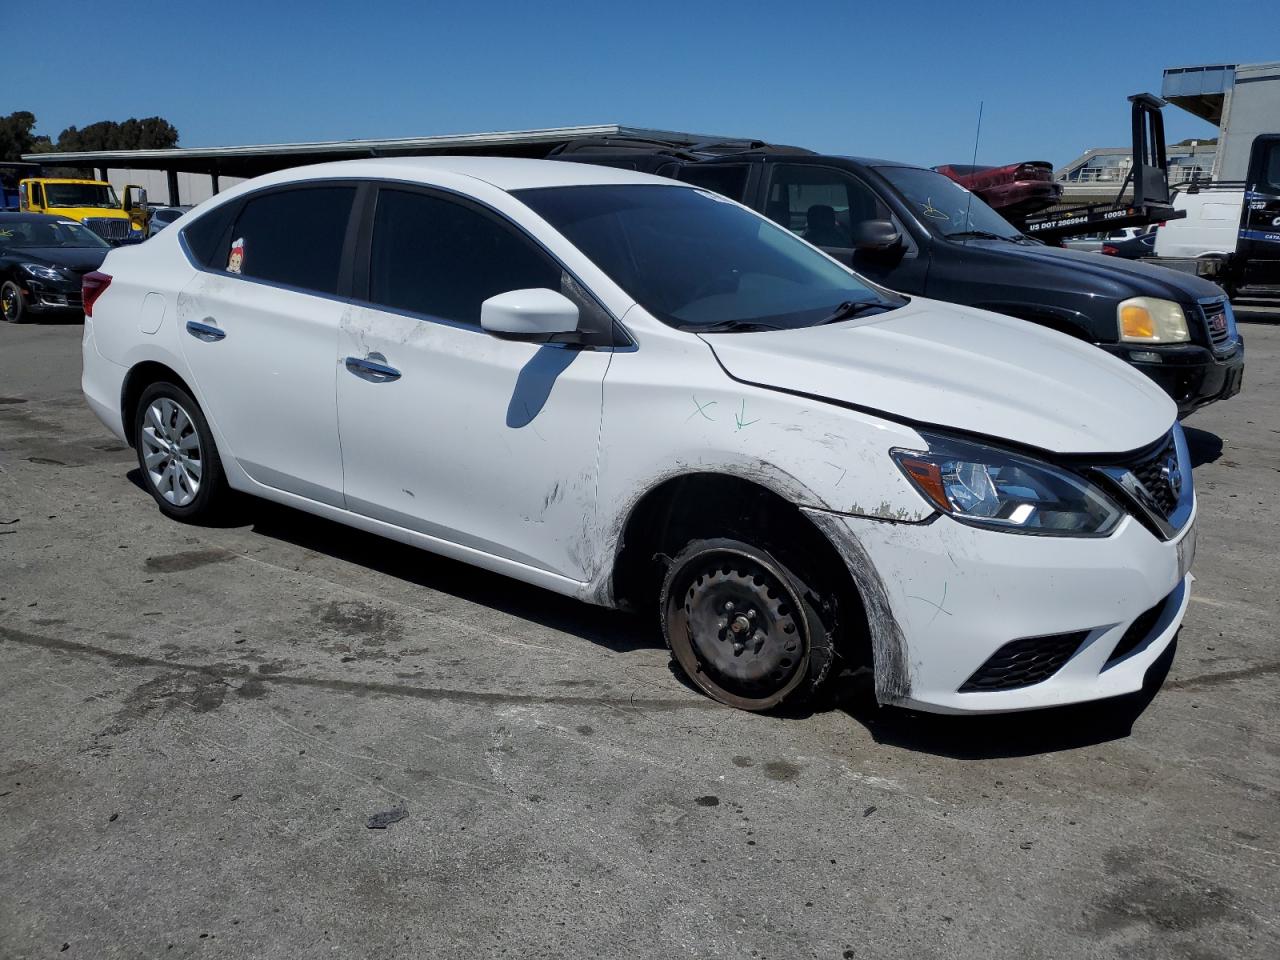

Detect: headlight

[20,263,67,283]
[1118,296,1190,344]
[892,433,1122,537]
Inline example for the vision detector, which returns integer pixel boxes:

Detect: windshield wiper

[815,300,887,326]
[944,229,1019,242]
[685,319,786,333]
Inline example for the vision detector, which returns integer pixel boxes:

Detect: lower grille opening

[959,631,1090,693]
[1107,589,1176,664]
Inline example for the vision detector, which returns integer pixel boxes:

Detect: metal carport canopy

[20,124,743,180]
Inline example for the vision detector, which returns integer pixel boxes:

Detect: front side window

[222,186,355,294]
[876,166,1023,240]
[43,182,120,209]
[766,165,893,248]
[368,188,560,326]
[516,184,899,331]
[1256,138,1280,195]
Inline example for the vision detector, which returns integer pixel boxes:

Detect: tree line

[1,111,179,164]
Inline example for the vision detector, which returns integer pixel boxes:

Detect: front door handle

[186,319,225,342]
[344,353,401,383]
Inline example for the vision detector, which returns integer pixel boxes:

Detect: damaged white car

[81,158,1196,714]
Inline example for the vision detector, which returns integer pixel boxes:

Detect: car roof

[0,212,68,223]
[237,156,687,193]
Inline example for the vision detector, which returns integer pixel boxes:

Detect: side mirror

[853,219,902,251]
[481,288,580,342]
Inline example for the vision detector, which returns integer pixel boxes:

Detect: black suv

[551,139,1244,416]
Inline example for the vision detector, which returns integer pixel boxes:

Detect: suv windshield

[515,184,901,330]
[877,166,1024,241]
[0,219,111,249]
[43,182,120,209]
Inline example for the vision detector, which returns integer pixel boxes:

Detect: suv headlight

[1118,296,1190,344]
[20,263,67,283]
[892,433,1122,537]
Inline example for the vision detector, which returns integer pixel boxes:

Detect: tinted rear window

[225,186,355,294]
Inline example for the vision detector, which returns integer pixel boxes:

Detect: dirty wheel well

[613,474,870,665]
[121,362,196,447]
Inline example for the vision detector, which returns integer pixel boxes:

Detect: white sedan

[80,157,1195,714]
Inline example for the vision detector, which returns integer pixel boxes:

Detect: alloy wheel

[140,397,203,507]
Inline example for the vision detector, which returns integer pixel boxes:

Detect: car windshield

[0,219,111,249]
[877,166,1024,240]
[43,182,120,209]
[515,184,900,330]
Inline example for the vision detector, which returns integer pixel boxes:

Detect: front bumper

[1104,340,1245,415]
[17,278,84,313]
[810,506,1194,714]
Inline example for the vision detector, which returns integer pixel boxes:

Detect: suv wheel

[660,537,836,711]
[134,382,228,522]
[2,281,29,323]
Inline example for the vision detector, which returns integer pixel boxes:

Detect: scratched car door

[335,185,609,582]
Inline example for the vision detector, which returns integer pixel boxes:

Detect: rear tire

[133,382,229,522]
[2,281,30,323]
[660,537,836,712]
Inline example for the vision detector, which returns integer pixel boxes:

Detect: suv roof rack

[547,137,814,161]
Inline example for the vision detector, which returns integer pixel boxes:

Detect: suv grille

[959,631,1089,693]
[1127,433,1179,518]
[1199,298,1234,352]
[82,218,131,241]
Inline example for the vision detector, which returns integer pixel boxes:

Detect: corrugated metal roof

[21,124,742,171]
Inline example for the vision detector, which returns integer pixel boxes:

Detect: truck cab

[556,144,1244,416]
[18,177,148,243]
[1151,135,1280,300]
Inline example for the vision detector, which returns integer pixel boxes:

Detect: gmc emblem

[1210,314,1227,333]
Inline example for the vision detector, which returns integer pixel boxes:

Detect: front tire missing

[661,538,836,711]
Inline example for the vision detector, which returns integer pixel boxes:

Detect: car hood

[700,298,1175,455]
[6,246,109,273]
[985,239,1225,300]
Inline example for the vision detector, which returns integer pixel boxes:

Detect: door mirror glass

[129,187,148,210]
[853,219,902,251]
[481,288,580,342]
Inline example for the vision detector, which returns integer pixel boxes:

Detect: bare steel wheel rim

[667,548,810,708]
[140,397,202,507]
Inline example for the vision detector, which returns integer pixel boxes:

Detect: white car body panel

[81,156,1192,715]
[178,271,347,506]
[1153,189,1245,259]
[700,300,1176,455]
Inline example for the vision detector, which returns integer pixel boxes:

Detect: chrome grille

[1127,434,1179,518]
[82,218,131,241]
[1199,297,1235,352]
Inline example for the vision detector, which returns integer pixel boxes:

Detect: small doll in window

[227,237,245,274]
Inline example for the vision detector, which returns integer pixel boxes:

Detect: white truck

[1151,138,1280,300]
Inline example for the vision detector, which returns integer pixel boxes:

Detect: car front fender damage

[803,508,913,705]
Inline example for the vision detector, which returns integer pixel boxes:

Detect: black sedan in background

[1,213,110,323]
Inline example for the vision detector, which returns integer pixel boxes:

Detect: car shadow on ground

[238,493,660,656]
[1184,426,1224,467]
[124,472,1178,753]
[825,638,1178,759]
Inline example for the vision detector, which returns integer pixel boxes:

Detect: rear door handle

[185,320,225,342]
[344,353,401,383]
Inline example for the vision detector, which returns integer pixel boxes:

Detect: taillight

[82,271,112,317]
[1102,245,1119,256]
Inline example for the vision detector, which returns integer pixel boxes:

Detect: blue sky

[7,1,1274,168]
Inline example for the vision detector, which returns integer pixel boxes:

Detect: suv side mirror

[481,288,580,342]
[853,219,902,251]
